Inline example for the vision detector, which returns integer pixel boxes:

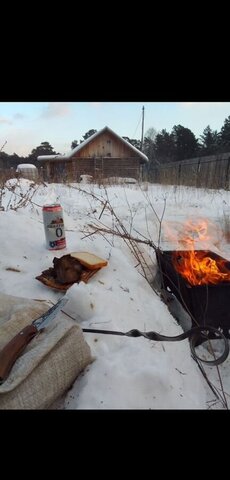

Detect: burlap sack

[0,292,92,409]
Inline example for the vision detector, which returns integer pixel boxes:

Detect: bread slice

[70,252,108,270]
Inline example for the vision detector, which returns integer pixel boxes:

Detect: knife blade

[0,296,68,384]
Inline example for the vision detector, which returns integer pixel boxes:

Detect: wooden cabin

[37,126,148,182]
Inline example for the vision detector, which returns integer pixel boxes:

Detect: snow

[103,177,137,184]
[37,154,63,161]
[16,164,37,170]
[79,175,93,184]
[1,178,230,409]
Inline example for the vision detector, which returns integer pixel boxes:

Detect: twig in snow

[98,201,108,219]
[175,368,187,375]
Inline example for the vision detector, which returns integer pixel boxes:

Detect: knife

[0,296,68,384]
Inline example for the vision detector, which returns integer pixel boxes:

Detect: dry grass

[0,173,44,211]
[220,209,230,243]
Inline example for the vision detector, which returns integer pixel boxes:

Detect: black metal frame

[156,249,230,338]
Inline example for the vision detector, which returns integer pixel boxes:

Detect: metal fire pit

[156,249,230,338]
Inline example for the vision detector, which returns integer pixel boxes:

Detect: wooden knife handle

[0,324,38,384]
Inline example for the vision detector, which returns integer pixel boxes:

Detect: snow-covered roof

[37,154,63,161]
[16,163,37,170]
[37,126,149,163]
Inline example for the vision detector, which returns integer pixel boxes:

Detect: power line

[132,111,142,139]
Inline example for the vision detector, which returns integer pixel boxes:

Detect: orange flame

[169,219,230,285]
[172,250,230,286]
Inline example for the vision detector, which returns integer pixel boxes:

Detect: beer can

[42,203,66,250]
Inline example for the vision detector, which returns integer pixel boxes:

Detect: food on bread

[53,255,83,284]
[36,251,107,291]
[70,252,108,270]
[36,266,100,291]
[36,269,72,291]
[36,252,108,291]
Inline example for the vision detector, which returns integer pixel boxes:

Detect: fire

[170,219,230,286]
[172,250,230,286]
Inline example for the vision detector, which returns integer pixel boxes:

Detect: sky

[1,178,230,409]
[1,102,230,157]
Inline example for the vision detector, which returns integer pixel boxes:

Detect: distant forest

[1,116,230,174]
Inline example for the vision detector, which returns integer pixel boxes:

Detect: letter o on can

[56,227,62,238]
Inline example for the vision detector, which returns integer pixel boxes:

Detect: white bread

[70,252,108,270]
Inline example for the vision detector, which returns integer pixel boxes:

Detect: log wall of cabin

[41,157,141,181]
[71,157,140,180]
[72,132,138,159]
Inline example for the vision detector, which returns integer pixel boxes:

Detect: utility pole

[0,140,7,152]
[140,106,145,152]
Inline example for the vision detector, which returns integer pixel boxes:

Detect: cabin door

[94,157,103,178]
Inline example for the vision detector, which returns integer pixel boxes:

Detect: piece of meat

[53,255,83,284]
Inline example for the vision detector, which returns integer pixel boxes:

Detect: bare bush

[220,207,230,243]
[0,176,43,211]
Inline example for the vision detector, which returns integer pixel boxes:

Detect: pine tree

[122,136,141,150]
[71,140,79,149]
[27,142,58,166]
[199,125,219,155]
[219,116,230,152]
[154,129,176,163]
[82,129,97,141]
[172,125,199,161]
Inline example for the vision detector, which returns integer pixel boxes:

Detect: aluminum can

[42,204,66,250]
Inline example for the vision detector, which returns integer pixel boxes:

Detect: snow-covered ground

[1,178,230,409]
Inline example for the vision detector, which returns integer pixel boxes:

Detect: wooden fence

[147,152,230,190]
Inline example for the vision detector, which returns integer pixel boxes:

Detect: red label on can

[43,204,62,212]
